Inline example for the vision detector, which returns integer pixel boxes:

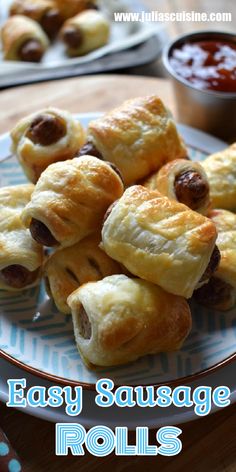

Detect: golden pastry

[194,209,236,310]
[67,274,192,368]
[1,15,49,62]
[0,184,43,291]
[21,155,124,248]
[44,233,122,314]
[11,107,85,183]
[78,96,188,186]
[10,0,63,39]
[144,159,210,215]
[101,185,218,299]
[55,0,98,20]
[61,9,110,56]
[202,143,236,211]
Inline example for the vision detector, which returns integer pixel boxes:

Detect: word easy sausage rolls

[202,143,236,211]
[11,107,85,183]
[61,10,110,56]
[21,156,124,248]
[10,0,63,39]
[195,210,236,311]
[78,96,188,186]
[1,15,49,62]
[144,159,210,215]
[102,186,218,299]
[0,185,43,291]
[67,275,192,368]
[44,234,122,314]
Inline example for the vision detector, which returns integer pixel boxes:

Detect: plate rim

[0,349,235,391]
[0,117,234,390]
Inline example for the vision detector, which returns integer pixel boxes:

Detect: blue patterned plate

[0,114,235,388]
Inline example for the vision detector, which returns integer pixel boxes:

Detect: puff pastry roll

[78,96,188,186]
[144,159,211,215]
[0,184,43,291]
[11,107,85,183]
[1,15,49,62]
[202,143,236,211]
[61,10,110,56]
[102,185,218,299]
[10,0,63,39]
[194,209,236,310]
[44,234,122,314]
[21,156,124,248]
[67,274,192,368]
[55,0,98,20]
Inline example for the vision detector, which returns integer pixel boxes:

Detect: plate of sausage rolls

[0,0,163,87]
[0,95,235,388]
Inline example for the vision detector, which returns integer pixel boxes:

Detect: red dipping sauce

[170,40,236,92]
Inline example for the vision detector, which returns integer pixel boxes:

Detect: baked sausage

[78,141,103,159]
[26,113,67,146]
[78,305,92,339]
[62,26,83,49]
[199,245,221,283]
[1,265,40,289]
[19,39,44,62]
[174,169,210,210]
[40,8,63,39]
[30,218,58,247]
[60,10,110,57]
[194,277,234,310]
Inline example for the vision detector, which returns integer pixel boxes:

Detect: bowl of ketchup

[163,31,236,142]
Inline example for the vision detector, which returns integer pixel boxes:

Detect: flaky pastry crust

[11,107,85,183]
[44,233,122,314]
[21,155,124,247]
[61,9,110,56]
[144,159,210,215]
[102,185,217,298]
[67,274,192,368]
[1,15,49,61]
[87,96,188,186]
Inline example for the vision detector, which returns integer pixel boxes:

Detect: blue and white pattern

[0,116,235,386]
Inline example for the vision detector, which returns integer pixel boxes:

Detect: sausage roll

[61,9,110,57]
[9,0,63,39]
[1,15,49,62]
[101,185,218,299]
[144,159,211,215]
[202,143,236,211]
[0,184,43,291]
[55,0,98,20]
[67,274,192,368]
[194,209,236,310]
[21,155,124,248]
[44,233,122,314]
[78,96,188,186]
[11,107,85,183]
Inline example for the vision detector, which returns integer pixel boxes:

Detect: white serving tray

[0,0,165,87]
